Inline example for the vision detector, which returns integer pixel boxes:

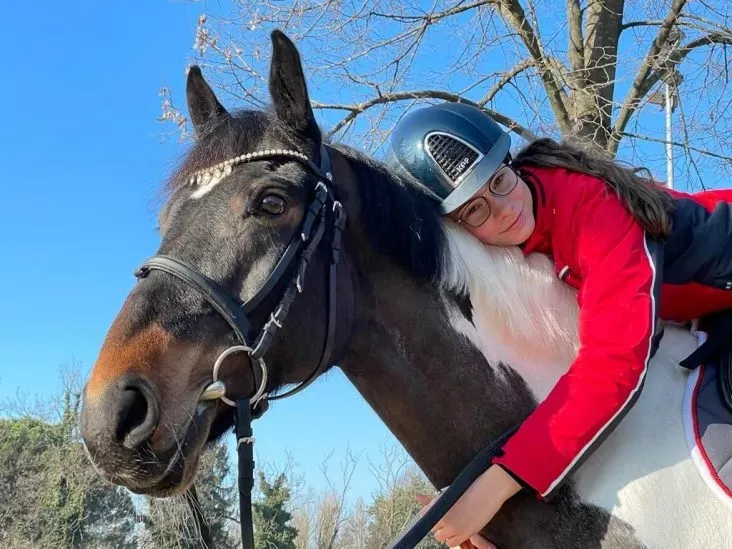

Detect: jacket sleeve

[493,185,663,498]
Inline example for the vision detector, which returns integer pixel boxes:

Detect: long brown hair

[511,138,674,238]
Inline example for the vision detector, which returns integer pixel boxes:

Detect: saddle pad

[683,330,732,510]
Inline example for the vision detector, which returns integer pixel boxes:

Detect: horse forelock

[164,109,298,198]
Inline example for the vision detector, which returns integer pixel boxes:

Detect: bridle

[133,144,346,548]
[135,145,344,407]
[132,143,517,549]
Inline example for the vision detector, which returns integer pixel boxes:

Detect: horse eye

[260,194,286,215]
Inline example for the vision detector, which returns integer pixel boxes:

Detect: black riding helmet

[387,102,511,214]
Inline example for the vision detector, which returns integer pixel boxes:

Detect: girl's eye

[260,195,286,215]
[491,175,507,192]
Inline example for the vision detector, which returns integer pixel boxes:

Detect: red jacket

[493,165,732,497]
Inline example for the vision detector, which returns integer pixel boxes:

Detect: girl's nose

[491,197,514,220]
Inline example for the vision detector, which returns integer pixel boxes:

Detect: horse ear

[268,30,321,144]
[186,66,230,134]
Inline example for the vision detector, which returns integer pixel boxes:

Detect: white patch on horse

[190,172,227,199]
[439,221,578,401]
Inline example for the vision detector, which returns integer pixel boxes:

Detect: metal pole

[665,81,674,190]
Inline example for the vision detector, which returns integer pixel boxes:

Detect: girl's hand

[415,464,521,548]
[468,534,499,549]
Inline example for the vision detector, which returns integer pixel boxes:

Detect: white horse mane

[439,221,579,398]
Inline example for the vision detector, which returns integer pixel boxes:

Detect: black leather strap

[679,310,732,413]
[249,205,328,361]
[241,182,330,316]
[722,352,732,412]
[135,255,255,344]
[269,200,346,401]
[235,400,256,549]
[385,426,519,549]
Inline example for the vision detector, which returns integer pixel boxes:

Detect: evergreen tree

[195,441,239,549]
[252,471,298,549]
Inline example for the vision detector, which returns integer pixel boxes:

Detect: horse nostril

[116,388,147,438]
[114,377,160,450]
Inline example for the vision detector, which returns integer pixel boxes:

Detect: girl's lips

[503,207,523,233]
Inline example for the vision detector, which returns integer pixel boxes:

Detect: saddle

[680,310,732,412]
[679,309,732,504]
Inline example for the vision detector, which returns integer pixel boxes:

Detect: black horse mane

[165,109,447,282]
[332,143,447,281]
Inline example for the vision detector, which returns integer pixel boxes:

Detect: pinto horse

[79,31,731,548]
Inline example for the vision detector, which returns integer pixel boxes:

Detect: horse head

[79,31,360,496]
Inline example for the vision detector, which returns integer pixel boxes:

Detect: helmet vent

[425,132,480,185]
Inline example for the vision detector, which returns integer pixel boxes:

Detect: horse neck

[338,223,579,488]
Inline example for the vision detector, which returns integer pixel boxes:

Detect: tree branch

[621,131,732,162]
[570,0,624,146]
[329,1,492,70]
[637,31,732,102]
[609,0,687,155]
[372,0,494,24]
[491,0,571,133]
[621,20,664,31]
[567,0,585,75]
[609,28,732,155]
[313,90,538,142]
[479,59,535,104]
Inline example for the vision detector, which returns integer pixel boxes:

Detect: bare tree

[283,444,443,549]
[289,448,360,549]
[140,441,239,549]
[337,498,370,549]
[363,446,442,549]
[165,0,731,189]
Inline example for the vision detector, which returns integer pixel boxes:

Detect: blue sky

[1,0,722,506]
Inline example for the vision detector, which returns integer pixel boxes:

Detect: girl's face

[448,165,535,247]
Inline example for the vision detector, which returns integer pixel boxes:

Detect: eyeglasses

[456,166,519,228]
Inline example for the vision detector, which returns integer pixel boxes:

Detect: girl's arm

[494,179,664,498]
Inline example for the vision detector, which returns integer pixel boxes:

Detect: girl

[388,102,732,548]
